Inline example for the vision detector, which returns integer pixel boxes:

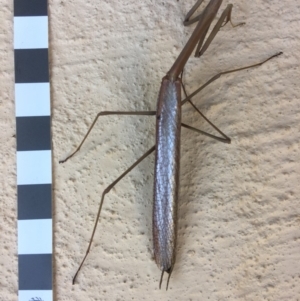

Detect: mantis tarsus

[60,0,282,290]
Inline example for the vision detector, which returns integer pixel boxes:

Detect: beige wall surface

[1,0,300,300]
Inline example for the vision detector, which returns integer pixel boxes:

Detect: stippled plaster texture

[1,0,300,300]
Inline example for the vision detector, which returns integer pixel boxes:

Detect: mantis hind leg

[72,145,155,284]
[180,71,230,143]
[179,52,283,143]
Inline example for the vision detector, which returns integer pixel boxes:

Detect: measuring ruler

[14,0,52,300]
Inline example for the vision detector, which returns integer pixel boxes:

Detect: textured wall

[2,0,300,300]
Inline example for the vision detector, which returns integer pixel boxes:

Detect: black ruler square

[18,184,52,220]
[16,116,51,151]
[14,49,49,83]
[14,0,48,17]
[19,254,52,290]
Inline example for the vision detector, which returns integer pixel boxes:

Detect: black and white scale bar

[14,0,53,300]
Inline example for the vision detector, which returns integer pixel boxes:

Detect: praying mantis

[60,0,282,290]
